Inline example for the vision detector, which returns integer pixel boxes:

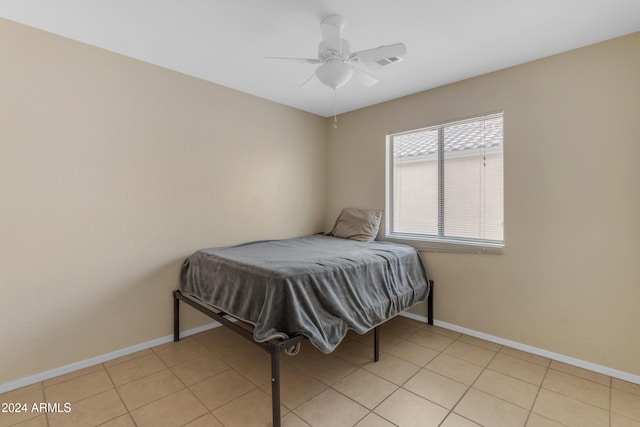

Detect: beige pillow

[328,208,383,242]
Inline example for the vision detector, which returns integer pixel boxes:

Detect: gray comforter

[179,234,430,353]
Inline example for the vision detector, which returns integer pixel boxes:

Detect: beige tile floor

[1,316,639,427]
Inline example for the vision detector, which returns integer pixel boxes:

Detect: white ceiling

[2,0,639,117]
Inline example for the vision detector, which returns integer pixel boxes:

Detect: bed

[173,212,432,426]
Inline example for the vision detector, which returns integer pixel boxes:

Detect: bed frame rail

[174,290,306,427]
[173,280,433,427]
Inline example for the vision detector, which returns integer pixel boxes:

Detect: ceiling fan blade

[299,71,318,88]
[351,66,379,87]
[265,56,321,64]
[351,43,406,63]
[320,15,344,52]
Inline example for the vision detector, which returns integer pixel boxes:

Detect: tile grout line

[41,363,121,427]
[101,359,135,427]
[161,348,218,427]
[524,359,552,427]
[442,332,500,426]
[126,338,246,426]
[432,329,466,426]
[335,320,436,427]
[165,338,234,427]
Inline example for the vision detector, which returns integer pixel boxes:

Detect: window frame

[385,111,505,254]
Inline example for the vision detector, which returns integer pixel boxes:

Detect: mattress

[179,234,430,353]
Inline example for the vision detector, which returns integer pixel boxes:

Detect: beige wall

[328,33,640,376]
[0,19,328,384]
[2,16,639,385]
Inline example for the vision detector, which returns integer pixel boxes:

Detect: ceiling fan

[266,15,407,91]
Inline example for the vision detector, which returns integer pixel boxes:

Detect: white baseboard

[3,314,639,394]
[399,312,640,385]
[0,322,221,394]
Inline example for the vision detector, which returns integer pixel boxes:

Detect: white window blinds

[386,112,504,251]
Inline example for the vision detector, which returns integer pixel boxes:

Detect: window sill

[386,235,503,254]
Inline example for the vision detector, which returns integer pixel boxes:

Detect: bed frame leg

[374,326,380,362]
[270,347,281,427]
[173,292,180,342]
[427,280,434,325]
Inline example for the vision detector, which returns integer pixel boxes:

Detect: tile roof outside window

[393,117,503,158]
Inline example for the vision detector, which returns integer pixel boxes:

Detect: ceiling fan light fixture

[265,14,406,97]
[316,62,354,89]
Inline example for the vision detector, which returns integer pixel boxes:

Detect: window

[385,112,504,252]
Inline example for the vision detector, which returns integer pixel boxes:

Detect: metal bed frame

[173,281,433,427]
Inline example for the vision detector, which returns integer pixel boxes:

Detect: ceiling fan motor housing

[318,40,351,63]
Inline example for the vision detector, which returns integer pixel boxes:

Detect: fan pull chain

[333,89,338,129]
